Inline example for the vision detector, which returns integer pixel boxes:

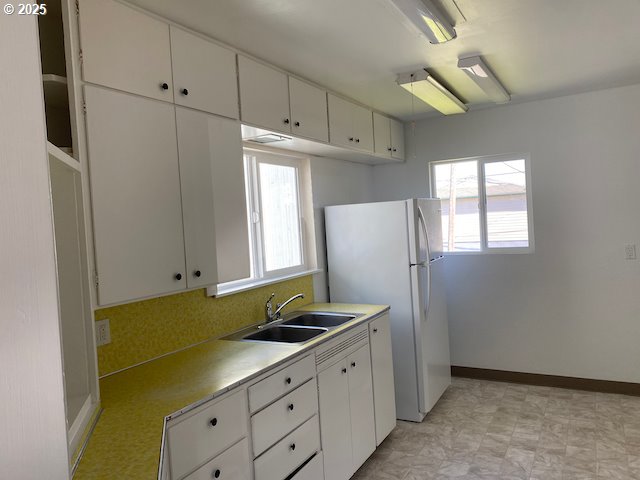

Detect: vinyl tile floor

[353,377,640,480]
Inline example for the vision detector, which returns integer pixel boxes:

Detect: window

[430,154,533,253]
[216,149,314,294]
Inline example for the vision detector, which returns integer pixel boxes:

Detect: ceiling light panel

[397,70,467,115]
[458,56,510,104]
[389,0,456,44]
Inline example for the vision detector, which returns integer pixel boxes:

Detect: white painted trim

[48,142,80,172]
[67,398,99,459]
[208,269,322,298]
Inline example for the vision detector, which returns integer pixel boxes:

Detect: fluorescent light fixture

[397,70,467,115]
[389,0,456,44]
[458,56,510,104]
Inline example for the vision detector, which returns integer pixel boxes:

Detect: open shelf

[43,73,69,108]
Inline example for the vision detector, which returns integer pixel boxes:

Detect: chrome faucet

[261,293,305,328]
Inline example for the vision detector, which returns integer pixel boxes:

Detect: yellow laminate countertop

[73,303,389,480]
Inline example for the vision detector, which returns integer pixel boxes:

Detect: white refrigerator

[325,199,451,422]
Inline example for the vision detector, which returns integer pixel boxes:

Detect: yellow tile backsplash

[94,275,314,376]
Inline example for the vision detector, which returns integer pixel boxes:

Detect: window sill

[207,269,322,298]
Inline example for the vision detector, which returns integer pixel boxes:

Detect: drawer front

[291,452,324,480]
[248,355,315,413]
[168,390,247,479]
[253,415,321,480]
[184,439,251,480]
[251,378,319,456]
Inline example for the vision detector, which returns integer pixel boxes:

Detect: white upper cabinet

[289,77,328,142]
[328,94,374,153]
[238,56,291,132]
[352,103,374,152]
[78,0,173,102]
[390,118,405,160]
[84,86,186,305]
[170,27,238,118]
[373,112,392,156]
[176,107,250,286]
[373,113,405,161]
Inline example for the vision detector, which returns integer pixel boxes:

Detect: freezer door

[418,198,444,261]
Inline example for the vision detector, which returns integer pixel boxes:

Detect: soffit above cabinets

[127,0,640,120]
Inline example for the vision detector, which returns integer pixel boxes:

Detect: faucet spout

[273,293,305,319]
[260,292,305,328]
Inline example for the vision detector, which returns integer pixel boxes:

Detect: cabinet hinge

[82,100,86,114]
[79,49,83,65]
[75,0,79,15]
[94,270,99,287]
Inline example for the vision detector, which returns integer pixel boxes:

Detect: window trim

[429,153,534,255]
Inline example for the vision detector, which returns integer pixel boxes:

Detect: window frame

[429,153,535,255]
[248,150,308,279]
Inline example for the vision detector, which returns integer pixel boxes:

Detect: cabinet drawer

[291,452,324,480]
[183,439,251,480]
[251,378,318,456]
[248,355,315,413]
[253,415,320,480]
[168,390,247,480]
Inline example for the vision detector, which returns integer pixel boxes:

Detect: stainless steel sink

[242,326,327,343]
[281,312,357,329]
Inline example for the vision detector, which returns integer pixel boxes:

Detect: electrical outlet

[95,319,111,346]
[625,244,637,260]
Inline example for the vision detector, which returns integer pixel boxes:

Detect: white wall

[310,156,375,301]
[0,14,70,479]
[372,83,640,383]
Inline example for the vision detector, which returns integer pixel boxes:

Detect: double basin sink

[228,312,358,345]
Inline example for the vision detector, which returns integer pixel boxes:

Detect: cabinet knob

[373,328,378,333]
[288,403,294,411]
[209,417,218,427]
[393,148,397,152]
[194,270,202,278]
[351,361,356,368]
[161,82,169,90]
[213,469,221,478]
[175,273,183,281]
[341,367,347,374]
[348,137,354,142]
[181,88,189,96]
[285,377,292,385]
[289,443,296,451]
[387,147,392,152]
[284,118,290,124]
[356,138,360,143]
[294,121,300,127]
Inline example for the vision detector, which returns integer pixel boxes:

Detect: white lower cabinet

[167,390,248,480]
[318,342,376,479]
[291,452,324,480]
[253,415,321,480]
[183,439,251,480]
[369,313,397,445]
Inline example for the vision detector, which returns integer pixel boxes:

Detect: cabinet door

[78,0,173,102]
[84,86,186,305]
[176,108,250,287]
[373,112,391,157]
[369,314,397,445]
[327,93,354,149]
[347,344,376,474]
[318,360,352,480]
[289,77,328,142]
[352,103,374,152]
[390,118,405,160]
[170,27,238,119]
[238,56,290,132]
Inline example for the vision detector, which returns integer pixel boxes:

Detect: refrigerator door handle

[417,205,432,264]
